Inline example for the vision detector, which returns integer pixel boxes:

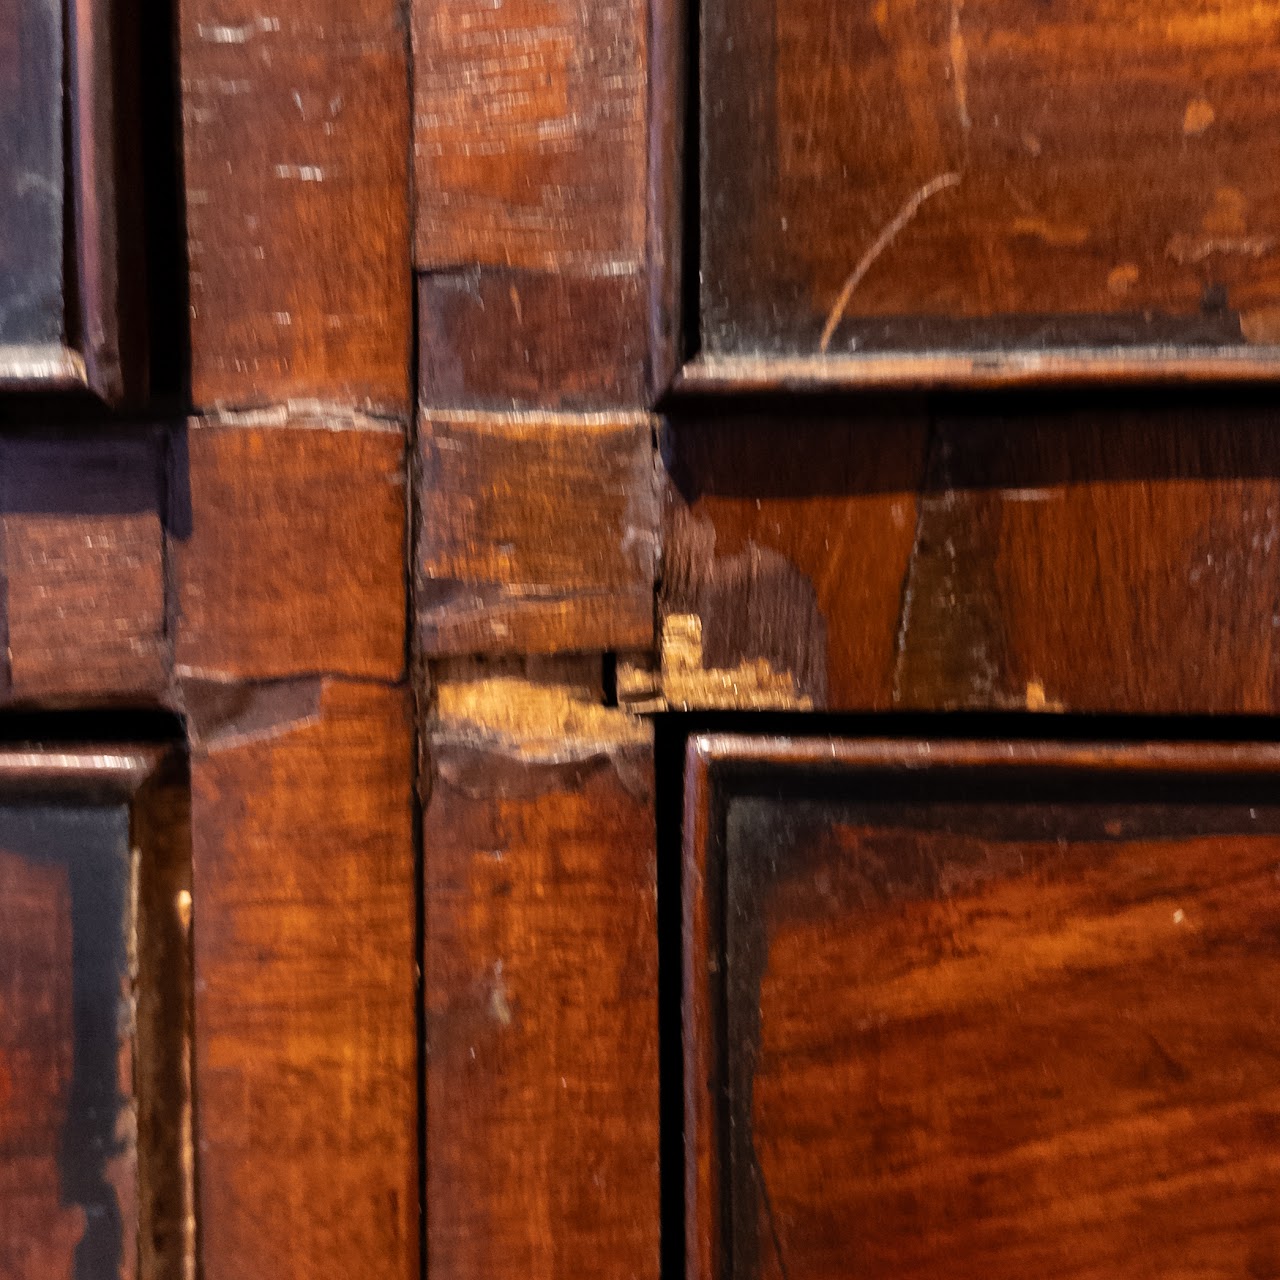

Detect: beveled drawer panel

[0,747,190,1279]
[686,737,1280,1280]
[699,0,1280,385]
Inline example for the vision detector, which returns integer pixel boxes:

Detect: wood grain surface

[0,750,189,1280]
[172,418,406,682]
[182,0,411,412]
[687,737,1280,1280]
[418,412,658,655]
[703,0,1280,365]
[412,0,652,407]
[424,659,660,1280]
[191,680,417,1280]
[0,434,168,704]
[661,402,1280,713]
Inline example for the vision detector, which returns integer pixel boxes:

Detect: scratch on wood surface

[949,0,970,132]
[1166,234,1274,265]
[819,172,962,352]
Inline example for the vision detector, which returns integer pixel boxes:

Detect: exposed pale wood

[417,412,659,656]
[675,349,1280,393]
[660,410,927,711]
[424,658,660,1280]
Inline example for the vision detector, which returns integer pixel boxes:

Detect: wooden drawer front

[700,0,1280,376]
[0,750,190,1280]
[0,0,138,398]
[685,738,1280,1280]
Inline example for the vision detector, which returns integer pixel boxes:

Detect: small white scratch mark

[197,21,252,41]
[949,0,970,131]
[820,172,962,352]
[1173,909,1185,924]
[274,163,326,181]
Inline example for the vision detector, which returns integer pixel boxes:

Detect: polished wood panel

[0,0,139,398]
[181,0,411,413]
[661,408,927,709]
[418,412,658,655]
[173,419,406,682]
[686,737,1280,1280]
[191,681,417,1280]
[1,435,168,703]
[412,0,655,407]
[0,749,190,1280]
[660,404,1280,713]
[424,660,660,1280]
[418,271,649,411]
[702,0,1280,376]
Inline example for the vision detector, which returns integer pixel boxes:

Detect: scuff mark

[488,961,513,1027]
[1107,263,1140,296]
[1166,233,1274,265]
[181,676,324,751]
[949,0,970,132]
[820,172,962,351]
[1241,305,1280,344]
[1010,217,1088,247]
[1183,98,1215,136]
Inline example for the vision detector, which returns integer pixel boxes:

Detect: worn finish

[658,404,1280,714]
[418,413,659,656]
[703,0,1280,373]
[895,406,1280,712]
[0,434,168,704]
[181,0,411,412]
[419,270,649,411]
[424,658,660,1280]
[0,0,64,350]
[0,751,189,1280]
[191,680,418,1280]
[660,409,928,710]
[412,0,652,407]
[173,419,406,682]
[687,737,1280,1280]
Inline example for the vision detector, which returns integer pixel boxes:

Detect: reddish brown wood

[181,0,411,412]
[701,0,1280,376]
[687,736,1280,1280]
[661,409,928,709]
[895,407,1280,712]
[424,662,660,1280]
[190,680,417,1280]
[658,405,1280,714]
[0,435,168,704]
[0,749,189,1280]
[419,270,649,411]
[418,412,658,656]
[412,0,652,407]
[172,419,406,682]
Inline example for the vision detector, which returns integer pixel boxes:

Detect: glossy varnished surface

[687,738,1280,1280]
[702,0,1280,367]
